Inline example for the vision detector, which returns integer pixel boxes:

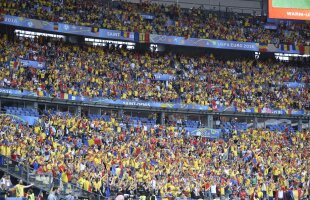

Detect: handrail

[0,154,104,199]
[0,92,309,120]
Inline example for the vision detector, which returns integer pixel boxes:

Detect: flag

[280,44,289,51]
[63,93,68,100]
[134,32,139,42]
[91,26,99,33]
[121,31,130,38]
[10,61,17,68]
[53,23,58,31]
[139,32,150,43]
[254,107,261,113]
[259,43,268,52]
[284,44,289,51]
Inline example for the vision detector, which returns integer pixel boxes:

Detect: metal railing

[0,155,104,200]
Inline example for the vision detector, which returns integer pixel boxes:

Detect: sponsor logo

[4,17,18,24]
[122,101,151,107]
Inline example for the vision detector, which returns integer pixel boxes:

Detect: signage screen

[268,0,310,20]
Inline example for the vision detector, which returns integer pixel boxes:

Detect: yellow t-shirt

[61,173,68,183]
[83,180,91,191]
[15,184,25,197]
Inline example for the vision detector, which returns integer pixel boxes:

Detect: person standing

[11,180,33,198]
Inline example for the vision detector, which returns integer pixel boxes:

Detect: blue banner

[0,88,37,96]
[284,82,307,88]
[190,128,221,139]
[150,34,260,51]
[0,88,308,116]
[264,24,277,30]
[291,110,304,116]
[153,73,175,81]
[1,15,135,42]
[19,115,38,125]
[140,13,155,20]
[20,59,45,69]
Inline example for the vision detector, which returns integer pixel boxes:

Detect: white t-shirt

[211,185,216,194]
[278,190,284,199]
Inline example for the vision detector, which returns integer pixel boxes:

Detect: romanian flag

[254,107,261,113]
[91,26,99,33]
[280,44,289,51]
[60,93,68,99]
[121,31,130,38]
[139,32,150,43]
[10,61,17,68]
[259,43,268,52]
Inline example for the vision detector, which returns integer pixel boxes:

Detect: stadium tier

[0,0,309,44]
[0,115,308,199]
[0,35,309,114]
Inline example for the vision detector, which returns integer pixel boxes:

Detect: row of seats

[266,124,294,132]
[184,120,200,128]
[223,122,248,130]
[88,114,111,121]
[4,106,39,117]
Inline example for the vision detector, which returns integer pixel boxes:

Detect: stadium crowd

[1,0,309,44]
[0,35,309,112]
[0,113,309,199]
